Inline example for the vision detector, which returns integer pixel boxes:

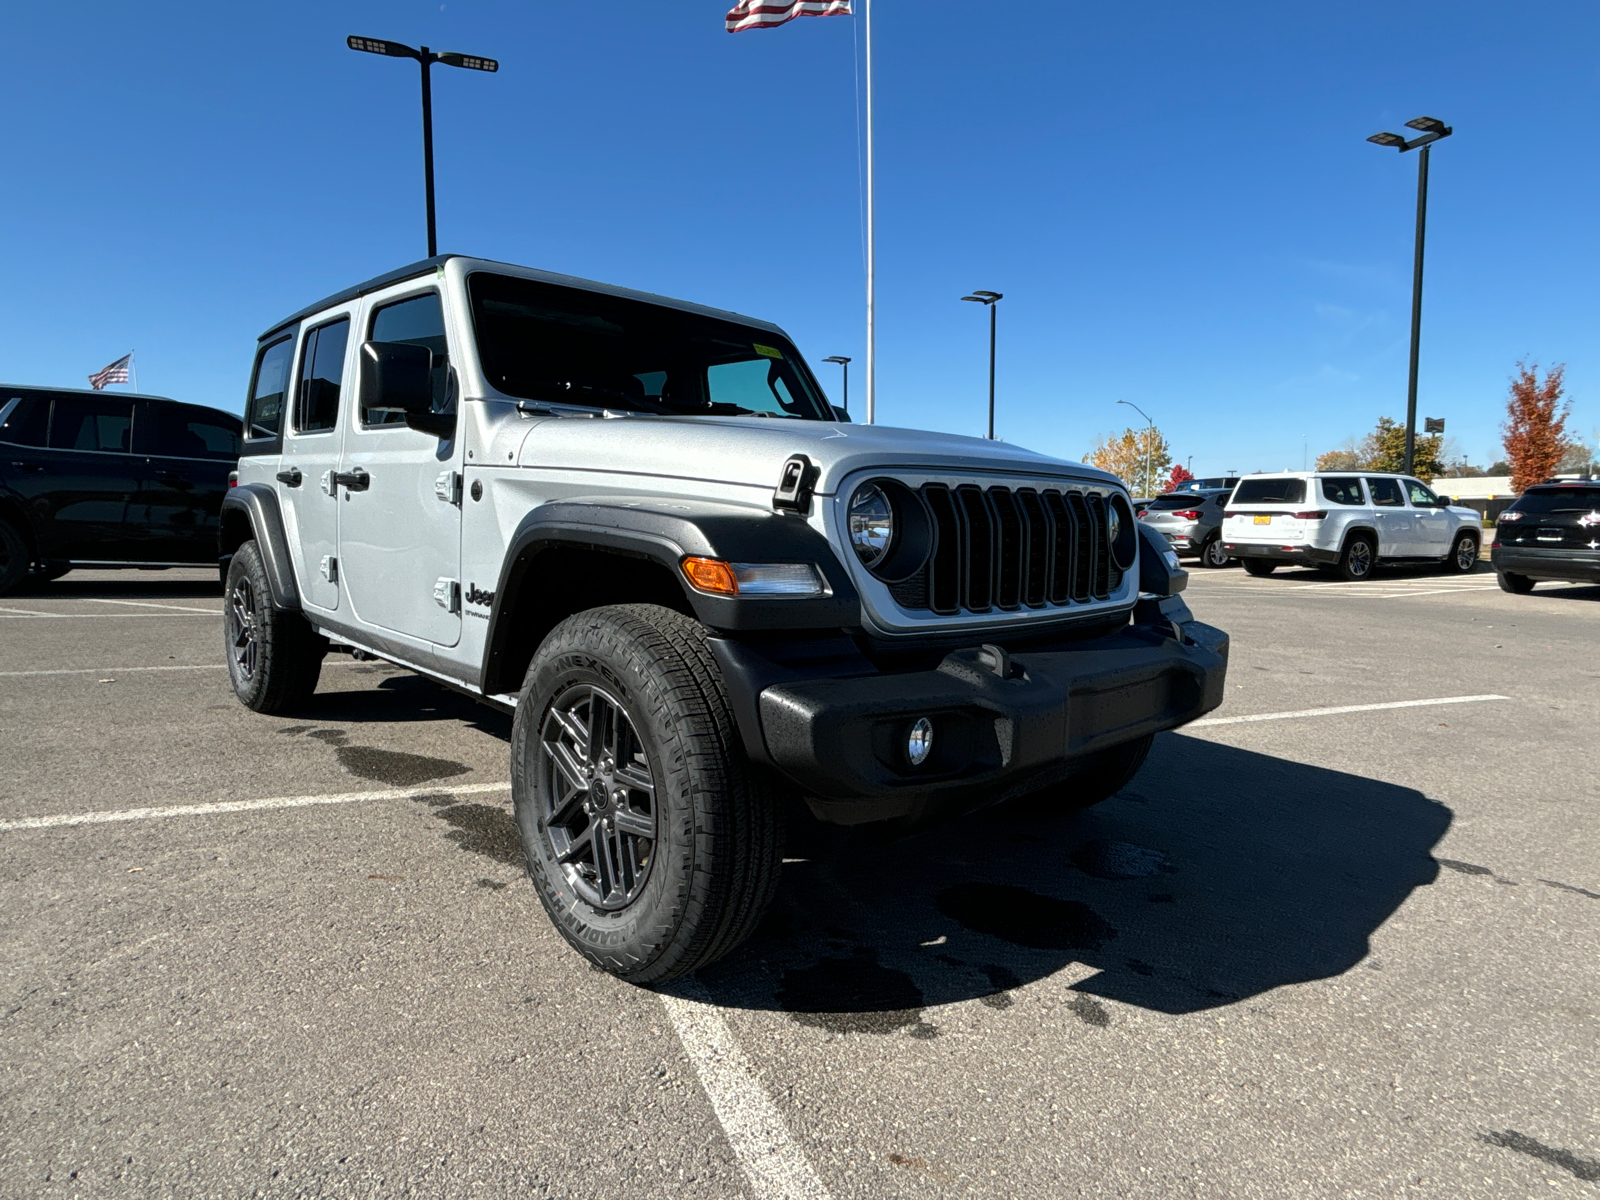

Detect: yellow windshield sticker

[752,343,784,359]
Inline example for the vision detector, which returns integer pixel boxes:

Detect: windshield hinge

[773,454,818,514]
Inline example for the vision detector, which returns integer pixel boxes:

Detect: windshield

[1508,486,1600,515]
[1232,478,1305,505]
[468,272,833,420]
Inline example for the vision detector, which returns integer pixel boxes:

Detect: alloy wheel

[1456,538,1476,571]
[1348,540,1372,578]
[539,684,658,911]
[228,578,259,680]
[1204,537,1231,567]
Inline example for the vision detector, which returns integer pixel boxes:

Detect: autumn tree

[1085,426,1173,498]
[1501,362,1569,493]
[1313,418,1443,481]
[1164,463,1195,492]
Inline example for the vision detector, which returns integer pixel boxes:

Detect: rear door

[39,393,140,562]
[281,313,354,612]
[1364,477,1411,555]
[336,287,462,648]
[1224,477,1311,545]
[133,402,242,562]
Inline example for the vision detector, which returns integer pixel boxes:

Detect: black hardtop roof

[259,253,787,342]
[2,382,232,418]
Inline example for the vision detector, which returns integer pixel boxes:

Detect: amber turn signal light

[681,557,739,596]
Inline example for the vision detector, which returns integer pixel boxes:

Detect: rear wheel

[512,603,783,984]
[1199,534,1232,568]
[1445,532,1478,573]
[1497,571,1535,594]
[1335,534,1376,582]
[223,540,326,713]
[1241,557,1277,577]
[0,519,28,597]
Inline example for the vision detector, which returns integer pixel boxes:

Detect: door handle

[11,461,45,473]
[157,471,191,486]
[332,468,370,492]
[276,467,303,487]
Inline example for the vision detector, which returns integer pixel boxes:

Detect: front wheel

[1241,557,1277,577]
[223,540,326,713]
[512,604,783,984]
[1199,534,1233,568]
[1445,532,1479,574]
[1497,571,1535,594]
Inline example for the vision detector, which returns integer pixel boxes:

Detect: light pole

[348,36,499,258]
[1117,399,1156,497]
[960,291,1003,439]
[823,356,851,417]
[1367,115,1452,475]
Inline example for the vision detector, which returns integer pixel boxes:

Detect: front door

[279,314,353,612]
[1365,476,1411,557]
[1402,477,1449,557]
[337,288,462,648]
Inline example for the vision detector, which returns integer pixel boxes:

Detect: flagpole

[130,352,138,394]
[863,0,875,425]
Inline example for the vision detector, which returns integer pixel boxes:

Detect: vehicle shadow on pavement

[695,734,1452,1025]
[295,671,512,740]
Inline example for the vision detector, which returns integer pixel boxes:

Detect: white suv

[1220,472,1482,581]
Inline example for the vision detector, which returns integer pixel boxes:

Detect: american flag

[726,0,851,33]
[88,353,132,391]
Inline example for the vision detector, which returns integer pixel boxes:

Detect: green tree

[1314,418,1443,481]
[1085,426,1173,498]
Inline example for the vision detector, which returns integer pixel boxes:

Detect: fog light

[906,717,934,766]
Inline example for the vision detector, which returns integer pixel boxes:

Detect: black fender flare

[480,497,860,694]
[1136,521,1188,596]
[219,484,301,610]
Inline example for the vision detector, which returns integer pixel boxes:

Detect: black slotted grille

[915,482,1118,616]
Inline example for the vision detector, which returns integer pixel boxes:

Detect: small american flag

[726,0,851,33]
[88,353,132,391]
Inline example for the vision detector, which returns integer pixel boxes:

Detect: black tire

[1335,533,1377,582]
[1497,571,1535,594]
[1445,531,1478,574]
[1017,734,1155,815]
[0,519,29,597]
[1241,557,1277,577]
[223,540,326,713]
[511,603,782,984]
[1198,534,1232,568]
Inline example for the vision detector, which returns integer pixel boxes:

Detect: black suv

[0,386,242,594]
[1492,480,1600,593]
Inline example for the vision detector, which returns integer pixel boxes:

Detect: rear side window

[0,396,50,446]
[1232,478,1305,505]
[149,404,242,460]
[1367,477,1404,507]
[367,292,449,424]
[1507,487,1600,515]
[1321,477,1365,505]
[296,318,351,433]
[49,396,133,453]
[246,335,294,442]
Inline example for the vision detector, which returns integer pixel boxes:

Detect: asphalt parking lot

[2,563,1597,1199]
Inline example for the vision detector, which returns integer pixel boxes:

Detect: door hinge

[435,469,463,506]
[320,555,338,583]
[433,577,461,613]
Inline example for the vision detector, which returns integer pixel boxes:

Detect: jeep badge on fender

[218,254,1228,985]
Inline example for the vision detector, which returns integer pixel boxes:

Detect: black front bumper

[1222,542,1339,566]
[1491,545,1600,583]
[710,599,1228,824]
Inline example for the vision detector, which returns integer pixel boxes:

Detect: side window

[0,396,50,446]
[1321,477,1365,505]
[367,292,449,424]
[49,396,133,453]
[149,404,243,460]
[1366,477,1404,507]
[295,318,351,433]
[246,335,294,442]
[1403,478,1440,507]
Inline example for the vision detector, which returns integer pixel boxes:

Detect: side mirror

[831,405,852,423]
[360,341,454,437]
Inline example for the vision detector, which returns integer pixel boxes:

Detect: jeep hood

[513,414,1121,496]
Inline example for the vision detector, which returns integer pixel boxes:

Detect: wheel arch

[219,484,301,610]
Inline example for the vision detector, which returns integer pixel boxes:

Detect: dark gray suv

[1137,488,1235,568]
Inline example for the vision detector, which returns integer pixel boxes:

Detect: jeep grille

[887,484,1122,615]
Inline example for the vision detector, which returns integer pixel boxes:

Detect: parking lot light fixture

[1117,398,1156,498]
[347,35,499,257]
[1367,114,1453,475]
[960,291,1003,439]
[823,356,851,417]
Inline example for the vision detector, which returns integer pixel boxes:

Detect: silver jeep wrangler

[221,255,1229,982]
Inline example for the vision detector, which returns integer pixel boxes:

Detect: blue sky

[3,1,1597,474]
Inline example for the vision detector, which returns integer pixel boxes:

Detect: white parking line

[0,781,511,832]
[0,661,376,678]
[661,978,832,1200]
[78,598,219,614]
[1189,694,1510,729]
[0,609,216,619]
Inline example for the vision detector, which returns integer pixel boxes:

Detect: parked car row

[0,386,241,594]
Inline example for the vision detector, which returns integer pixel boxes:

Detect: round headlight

[849,484,895,568]
[1108,494,1138,570]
